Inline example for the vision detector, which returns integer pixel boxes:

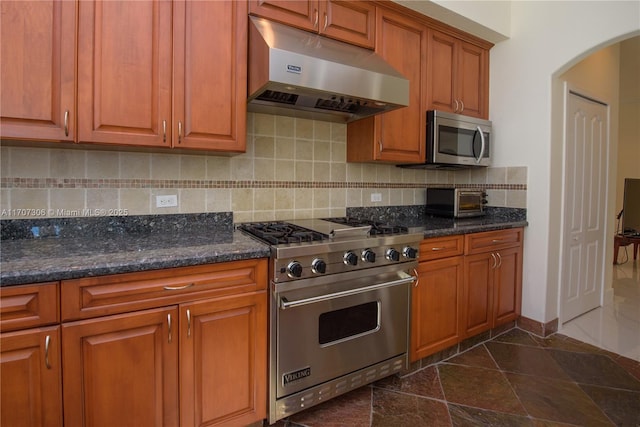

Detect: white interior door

[561,87,609,323]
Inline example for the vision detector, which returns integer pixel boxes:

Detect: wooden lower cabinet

[0,326,63,427]
[62,307,179,427]
[60,259,268,427]
[462,232,523,338]
[180,292,267,427]
[411,256,463,362]
[411,229,523,359]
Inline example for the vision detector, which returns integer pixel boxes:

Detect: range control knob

[311,258,327,274]
[385,248,400,262]
[361,249,376,263]
[403,246,419,259]
[286,261,303,278]
[343,251,358,266]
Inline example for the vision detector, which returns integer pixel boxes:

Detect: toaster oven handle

[475,126,486,164]
[279,274,416,310]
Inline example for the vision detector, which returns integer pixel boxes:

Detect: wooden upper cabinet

[249,0,317,31]
[77,0,247,152]
[319,1,375,48]
[249,0,375,48]
[173,0,247,151]
[0,0,76,142]
[77,0,172,147]
[346,7,427,163]
[426,28,489,119]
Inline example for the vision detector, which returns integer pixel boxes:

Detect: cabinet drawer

[0,282,59,332]
[61,259,268,321]
[465,228,523,255]
[420,235,464,261]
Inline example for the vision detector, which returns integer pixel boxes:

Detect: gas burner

[238,222,326,245]
[322,217,408,235]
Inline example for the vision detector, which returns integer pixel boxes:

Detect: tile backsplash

[1,113,527,221]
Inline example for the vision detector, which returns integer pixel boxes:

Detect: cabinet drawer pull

[167,314,172,343]
[186,309,191,338]
[492,239,503,243]
[454,99,459,112]
[44,335,51,369]
[313,9,318,28]
[162,120,167,143]
[459,99,464,113]
[178,121,182,144]
[490,253,497,269]
[163,283,194,291]
[431,247,445,251]
[323,13,328,30]
[64,110,69,137]
[496,252,502,268]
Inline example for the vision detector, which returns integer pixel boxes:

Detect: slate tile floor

[273,329,640,426]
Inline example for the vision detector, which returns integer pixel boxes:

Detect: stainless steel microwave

[399,110,492,169]
[427,110,491,167]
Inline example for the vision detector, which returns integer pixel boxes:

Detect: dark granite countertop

[1,207,527,287]
[1,213,270,286]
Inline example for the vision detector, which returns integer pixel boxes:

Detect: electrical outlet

[371,193,382,202]
[156,195,178,208]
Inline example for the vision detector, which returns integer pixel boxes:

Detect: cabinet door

[180,291,267,427]
[411,256,463,361]
[77,0,172,147]
[426,29,457,114]
[249,0,317,31]
[0,1,76,142]
[62,307,179,427]
[320,0,375,48]
[347,7,426,163]
[462,252,493,337]
[0,326,62,427]
[173,0,247,151]
[493,247,523,326]
[457,41,488,119]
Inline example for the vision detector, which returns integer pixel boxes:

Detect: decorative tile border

[1,177,527,191]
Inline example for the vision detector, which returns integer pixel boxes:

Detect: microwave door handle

[475,126,486,164]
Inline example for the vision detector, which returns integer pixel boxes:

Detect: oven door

[274,267,415,399]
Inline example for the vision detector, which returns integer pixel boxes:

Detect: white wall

[489,1,640,323]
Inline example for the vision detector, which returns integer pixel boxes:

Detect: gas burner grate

[323,217,408,236]
[238,222,327,245]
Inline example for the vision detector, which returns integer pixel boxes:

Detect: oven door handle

[279,273,416,310]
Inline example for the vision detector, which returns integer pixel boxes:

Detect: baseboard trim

[517,315,558,337]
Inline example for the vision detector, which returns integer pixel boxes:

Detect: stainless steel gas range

[238,218,422,424]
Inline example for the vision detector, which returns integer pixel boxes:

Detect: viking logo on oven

[283,367,311,385]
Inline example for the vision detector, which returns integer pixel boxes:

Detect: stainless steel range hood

[248,16,410,123]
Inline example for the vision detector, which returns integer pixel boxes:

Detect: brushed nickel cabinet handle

[459,100,464,113]
[44,335,51,369]
[314,9,318,28]
[163,283,194,291]
[186,309,191,338]
[64,110,69,137]
[491,239,503,244]
[323,13,328,30]
[431,247,445,251]
[167,314,172,343]
[490,253,497,269]
[162,120,167,143]
[454,100,459,112]
[496,252,502,268]
[178,121,182,144]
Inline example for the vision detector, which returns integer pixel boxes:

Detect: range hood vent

[248,16,410,123]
